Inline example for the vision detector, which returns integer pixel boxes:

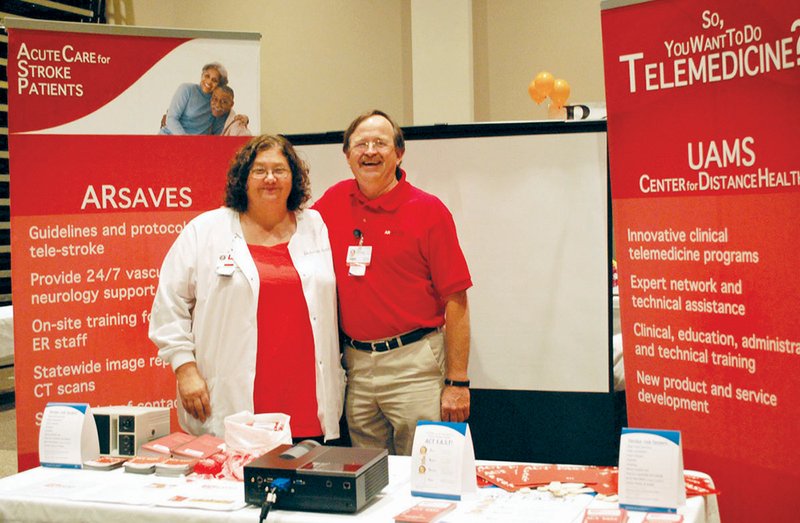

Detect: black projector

[243,443,389,513]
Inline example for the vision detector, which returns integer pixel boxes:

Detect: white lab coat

[149,207,344,439]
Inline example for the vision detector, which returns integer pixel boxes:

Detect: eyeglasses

[250,166,291,180]
[350,139,393,153]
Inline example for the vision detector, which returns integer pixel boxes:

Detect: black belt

[343,327,438,353]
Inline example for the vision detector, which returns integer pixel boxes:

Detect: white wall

[298,130,610,393]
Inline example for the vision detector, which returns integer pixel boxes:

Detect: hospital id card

[216,252,235,276]
[346,245,372,265]
[346,245,372,276]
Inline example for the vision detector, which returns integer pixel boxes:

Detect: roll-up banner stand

[601,1,799,521]
[6,18,260,470]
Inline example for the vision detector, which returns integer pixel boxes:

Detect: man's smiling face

[345,115,404,199]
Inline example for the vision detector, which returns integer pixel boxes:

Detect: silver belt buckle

[372,340,391,352]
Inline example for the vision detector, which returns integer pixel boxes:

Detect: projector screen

[298,125,609,393]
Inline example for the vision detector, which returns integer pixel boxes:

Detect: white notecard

[410,421,477,500]
[619,427,685,513]
[39,402,100,469]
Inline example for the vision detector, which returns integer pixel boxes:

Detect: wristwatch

[444,378,470,387]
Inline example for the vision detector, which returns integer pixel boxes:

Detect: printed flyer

[7,19,259,470]
[601,1,799,521]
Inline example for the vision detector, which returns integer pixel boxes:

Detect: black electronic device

[243,442,389,513]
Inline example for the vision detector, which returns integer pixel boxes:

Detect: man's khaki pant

[343,331,445,456]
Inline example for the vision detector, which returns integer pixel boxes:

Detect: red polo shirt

[314,171,472,341]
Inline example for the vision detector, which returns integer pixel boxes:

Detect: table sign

[39,402,100,468]
[410,421,477,500]
[619,428,685,513]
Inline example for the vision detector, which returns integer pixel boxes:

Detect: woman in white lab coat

[149,135,344,440]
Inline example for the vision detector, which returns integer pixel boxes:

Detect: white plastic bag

[223,411,292,452]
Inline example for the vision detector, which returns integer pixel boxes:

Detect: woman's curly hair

[224,135,311,212]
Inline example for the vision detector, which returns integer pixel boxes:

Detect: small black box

[243,445,389,513]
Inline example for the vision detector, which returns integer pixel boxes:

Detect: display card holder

[39,402,100,468]
[619,427,686,513]
[410,421,477,500]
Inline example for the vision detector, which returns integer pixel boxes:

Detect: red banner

[9,30,188,133]
[602,1,800,521]
[8,22,259,471]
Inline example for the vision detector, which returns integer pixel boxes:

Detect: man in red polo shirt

[314,109,472,455]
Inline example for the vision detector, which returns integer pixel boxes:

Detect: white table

[0,457,718,523]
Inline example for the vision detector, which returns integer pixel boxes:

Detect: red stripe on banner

[8,29,190,133]
[602,2,800,200]
[9,135,248,217]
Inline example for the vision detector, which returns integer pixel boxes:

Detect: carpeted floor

[0,406,17,478]
[0,365,18,478]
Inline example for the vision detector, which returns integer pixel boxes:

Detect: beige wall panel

[113,0,606,130]
[115,0,407,134]
[410,0,474,125]
[481,0,606,122]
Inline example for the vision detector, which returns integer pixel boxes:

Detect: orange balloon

[550,78,570,108]
[528,80,546,104]
[533,71,554,98]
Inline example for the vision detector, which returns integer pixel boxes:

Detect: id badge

[215,251,236,276]
[346,245,372,277]
[346,245,372,265]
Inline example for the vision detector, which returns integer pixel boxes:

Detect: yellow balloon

[533,71,555,98]
[528,79,546,104]
[550,78,571,108]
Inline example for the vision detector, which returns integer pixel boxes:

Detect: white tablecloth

[0,456,718,523]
